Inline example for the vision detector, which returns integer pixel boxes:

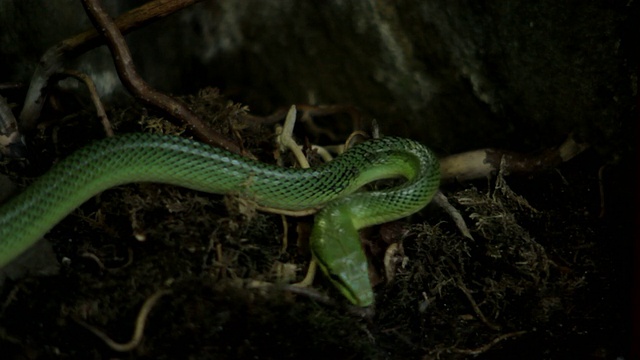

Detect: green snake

[0,133,440,306]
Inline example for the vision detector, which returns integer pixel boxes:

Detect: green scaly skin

[0,133,440,306]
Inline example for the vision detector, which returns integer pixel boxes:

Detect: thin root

[280,214,288,253]
[294,259,317,288]
[344,130,370,150]
[75,289,171,352]
[456,276,501,331]
[80,248,134,272]
[427,330,527,357]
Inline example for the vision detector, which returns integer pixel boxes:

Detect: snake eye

[327,272,344,285]
[326,271,362,305]
[327,272,354,294]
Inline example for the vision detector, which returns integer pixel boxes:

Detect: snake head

[310,207,374,307]
[314,249,374,307]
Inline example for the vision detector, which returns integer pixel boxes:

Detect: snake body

[0,133,439,306]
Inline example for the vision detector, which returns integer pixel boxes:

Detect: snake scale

[0,133,440,306]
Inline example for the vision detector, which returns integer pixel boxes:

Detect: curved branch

[81,0,241,153]
[20,0,205,132]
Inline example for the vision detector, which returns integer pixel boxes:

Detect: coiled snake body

[0,133,440,306]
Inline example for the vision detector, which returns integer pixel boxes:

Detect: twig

[276,105,311,168]
[56,70,114,137]
[0,82,25,91]
[0,95,25,158]
[432,191,474,240]
[439,134,589,182]
[81,0,241,153]
[20,0,205,131]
